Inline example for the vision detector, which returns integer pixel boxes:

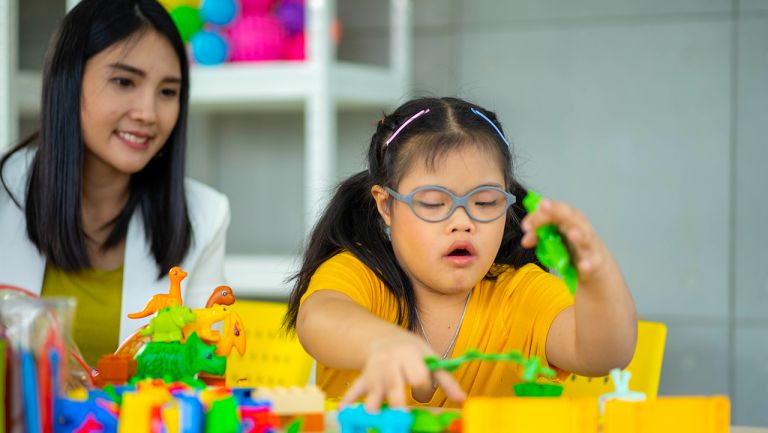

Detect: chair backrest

[225,300,313,387]
[561,321,667,398]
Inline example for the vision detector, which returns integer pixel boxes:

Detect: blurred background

[1,0,767,426]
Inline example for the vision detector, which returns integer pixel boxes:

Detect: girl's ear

[371,185,392,226]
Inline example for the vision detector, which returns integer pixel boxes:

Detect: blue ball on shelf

[191,30,229,65]
[200,0,237,26]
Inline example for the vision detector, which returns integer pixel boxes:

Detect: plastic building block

[206,396,240,433]
[93,354,138,388]
[134,332,227,384]
[117,383,173,433]
[250,385,325,415]
[205,285,237,308]
[140,306,197,342]
[598,369,646,414]
[410,409,460,433]
[463,397,598,433]
[278,414,324,433]
[56,395,119,433]
[522,191,578,294]
[240,404,280,433]
[602,396,730,433]
[337,404,414,433]
[425,349,556,382]
[128,267,187,319]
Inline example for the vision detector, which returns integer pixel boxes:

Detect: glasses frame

[384,185,517,223]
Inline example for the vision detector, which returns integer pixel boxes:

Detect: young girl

[0,0,229,365]
[285,97,637,409]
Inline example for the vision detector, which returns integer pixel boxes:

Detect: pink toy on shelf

[240,0,276,16]
[228,14,288,62]
[284,32,305,61]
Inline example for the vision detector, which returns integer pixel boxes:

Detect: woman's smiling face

[79,29,181,177]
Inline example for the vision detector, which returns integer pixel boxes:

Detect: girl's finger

[434,370,467,402]
[340,377,366,408]
[385,367,407,409]
[364,384,384,413]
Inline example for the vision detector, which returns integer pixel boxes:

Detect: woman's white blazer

[0,149,230,342]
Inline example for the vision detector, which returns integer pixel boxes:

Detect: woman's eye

[161,88,179,97]
[111,77,134,88]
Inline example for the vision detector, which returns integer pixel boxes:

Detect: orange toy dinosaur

[216,310,246,356]
[205,285,237,308]
[127,266,188,319]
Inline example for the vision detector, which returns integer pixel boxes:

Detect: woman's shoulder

[0,147,35,201]
[184,178,230,230]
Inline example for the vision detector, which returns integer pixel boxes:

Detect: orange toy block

[93,354,137,387]
[463,397,598,433]
[603,396,730,433]
[278,414,325,432]
[251,385,325,415]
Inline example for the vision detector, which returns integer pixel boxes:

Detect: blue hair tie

[470,107,510,147]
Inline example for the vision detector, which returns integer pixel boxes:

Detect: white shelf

[18,61,408,114]
[224,254,299,299]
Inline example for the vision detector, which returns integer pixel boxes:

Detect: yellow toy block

[463,397,599,433]
[251,385,325,415]
[603,396,730,433]
[118,383,173,433]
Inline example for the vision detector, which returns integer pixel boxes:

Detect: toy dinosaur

[134,332,226,384]
[205,285,237,308]
[182,304,230,343]
[127,267,188,319]
[216,309,246,356]
[139,305,197,343]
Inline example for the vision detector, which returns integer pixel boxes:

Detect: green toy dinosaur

[140,305,197,342]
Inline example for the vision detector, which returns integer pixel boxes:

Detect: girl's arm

[522,199,638,376]
[298,290,466,410]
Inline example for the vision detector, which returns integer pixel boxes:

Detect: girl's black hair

[285,97,541,332]
[0,0,192,278]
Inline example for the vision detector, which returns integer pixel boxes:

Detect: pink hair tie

[384,109,431,147]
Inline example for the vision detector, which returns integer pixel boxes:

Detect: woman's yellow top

[300,251,574,407]
[41,264,123,366]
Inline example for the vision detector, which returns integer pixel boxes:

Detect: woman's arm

[298,290,466,410]
[522,199,637,376]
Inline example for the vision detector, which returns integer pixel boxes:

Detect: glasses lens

[468,188,508,221]
[411,188,454,221]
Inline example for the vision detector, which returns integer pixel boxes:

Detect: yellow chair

[561,321,667,398]
[224,300,314,387]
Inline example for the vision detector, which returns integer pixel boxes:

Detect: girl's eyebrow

[107,62,182,84]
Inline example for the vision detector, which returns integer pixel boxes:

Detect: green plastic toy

[139,305,196,342]
[522,190,578,294]
[425,349,563,397]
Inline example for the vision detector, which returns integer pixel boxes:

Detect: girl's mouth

[443,242,477,267]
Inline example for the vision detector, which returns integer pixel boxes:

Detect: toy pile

[158,0,338,66]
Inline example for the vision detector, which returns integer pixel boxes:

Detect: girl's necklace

[416,289,473,360]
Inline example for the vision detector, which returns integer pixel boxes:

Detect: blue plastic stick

[21,349,42,433]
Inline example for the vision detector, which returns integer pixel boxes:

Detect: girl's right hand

[339,333,467,411]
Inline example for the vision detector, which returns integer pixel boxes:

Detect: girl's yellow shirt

[300,250,574,407]
[41,264,123,366]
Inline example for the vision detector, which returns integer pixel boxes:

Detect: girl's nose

[448,206,475,233]
[129,91,158,124]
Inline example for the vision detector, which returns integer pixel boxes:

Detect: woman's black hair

[285,97,541,332]
[0,0,191,278]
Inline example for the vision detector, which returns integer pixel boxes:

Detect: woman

[0,0,230,365]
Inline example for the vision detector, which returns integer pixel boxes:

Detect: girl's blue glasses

[384,185,517,223]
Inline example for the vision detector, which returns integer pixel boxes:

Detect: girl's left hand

[520,199,610,283]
